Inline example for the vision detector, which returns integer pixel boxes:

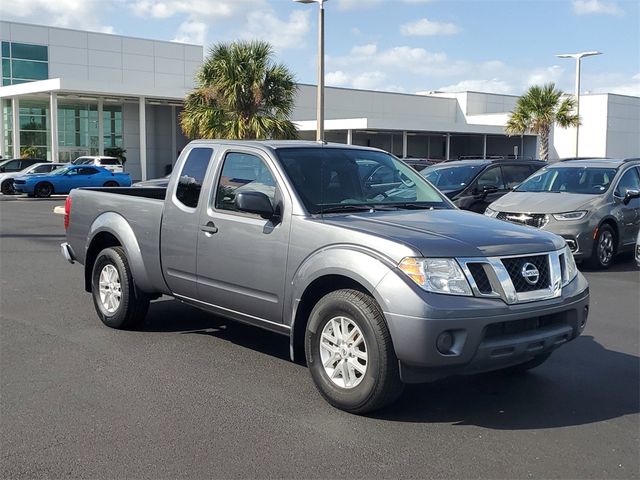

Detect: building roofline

[296,83,453,101]
[0,19,203,48]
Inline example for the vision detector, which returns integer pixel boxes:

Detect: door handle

[200,221,218,234]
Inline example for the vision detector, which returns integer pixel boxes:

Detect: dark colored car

[0,158,46,173]
[422,159,546,213]
[402,158,443,172]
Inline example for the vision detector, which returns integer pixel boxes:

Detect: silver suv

[486,158,640,269]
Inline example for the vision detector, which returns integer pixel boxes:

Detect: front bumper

[541,220,595,259]
[378,271,589,383]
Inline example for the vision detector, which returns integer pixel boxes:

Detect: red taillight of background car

[64,196,72,230]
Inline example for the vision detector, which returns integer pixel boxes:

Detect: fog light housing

[436,331,455,354]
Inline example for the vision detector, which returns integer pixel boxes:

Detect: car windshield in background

[276,148,451,214]
[516,167,618,194]
[422,165,483,191]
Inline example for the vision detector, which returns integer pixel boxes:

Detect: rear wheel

[587,224,615,269]
[34,182,53,198]
[103,181,118,187]
[1,180,14,195]
[305,289,404,414]
[91,246,149,329]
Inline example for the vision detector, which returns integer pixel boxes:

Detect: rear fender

[86,212,154,292]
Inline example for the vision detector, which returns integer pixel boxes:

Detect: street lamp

[294,0,327,142]
[556,51,602,156]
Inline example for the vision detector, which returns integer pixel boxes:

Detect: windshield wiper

[386,203,445,210]
[319,204,400,214]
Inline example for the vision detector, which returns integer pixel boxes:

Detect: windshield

[51,166,71,175]
[276,148,452,214]
[422,165,483,191]
[516,167,617,194]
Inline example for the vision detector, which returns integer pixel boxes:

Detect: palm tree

[505,83,579,161]
[180,41,298,140]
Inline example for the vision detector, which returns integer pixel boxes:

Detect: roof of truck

[188,139,383,152]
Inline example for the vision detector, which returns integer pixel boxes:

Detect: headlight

[553,211,587,221]
[484,207,497,217]
[563,245,578,285]
[398,257,472,296]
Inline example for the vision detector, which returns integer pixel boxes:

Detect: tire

[586,224,616,269]
[103,181,118,187]
[91,246,150,329]
[34,182,53,198]
[503,352,551,374]
[1,180,14,195]
[305,289,404,414]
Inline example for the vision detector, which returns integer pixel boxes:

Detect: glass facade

[19,100,50,159]
[1,41,49,86]
[2,100,12,154]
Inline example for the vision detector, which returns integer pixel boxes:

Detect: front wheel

[587,224,615,269]
[305,289,404,414]
[91,246,149,329]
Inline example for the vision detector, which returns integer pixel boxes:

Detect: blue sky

[2,0,639,96]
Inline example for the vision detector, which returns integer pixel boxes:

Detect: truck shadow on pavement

[141,298,291,361]
[373,335,639,429]
[142,299,638,430]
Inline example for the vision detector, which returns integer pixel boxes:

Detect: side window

[4,160,20,170]
[32,165,50,173]
[175,148,213,208]
[615,167,640,196]
[79,167,98,175]
[475,167,505,190]
[502,165,534,189]
[66,168,79,176]
[215,152,276,212]
[368,165,395,184]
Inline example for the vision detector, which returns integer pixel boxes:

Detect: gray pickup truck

[62,140,590,413]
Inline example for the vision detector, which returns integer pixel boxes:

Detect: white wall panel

[154,57,184,74]
[88,33,122,52]
[48,28,87,48]
[155,72,184,88]
[123,53,154,72]
[49,63,88,80]
[88,66,122,83]
[9,23,49,44]
[154,41,183,59]
[49,45,88,65]
[122,38,154,56]
[88,50,122,69]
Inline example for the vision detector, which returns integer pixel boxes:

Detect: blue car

[13,165,131,198]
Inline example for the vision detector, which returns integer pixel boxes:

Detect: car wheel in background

[91,246,150,329]
[1,180,15,195]
[103,181,118,187]
[34,182,53,198]
[587,224,615,269]
[305,289,404,414]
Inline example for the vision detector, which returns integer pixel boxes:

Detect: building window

[19,100,49,159]
[1,41,49,86]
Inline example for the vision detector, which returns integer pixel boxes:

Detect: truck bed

[66,187,168,294]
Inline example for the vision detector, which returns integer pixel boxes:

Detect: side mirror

[624,189,640,205]
[235,191,274,218]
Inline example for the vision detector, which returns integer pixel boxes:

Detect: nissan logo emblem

[521,262,540,285]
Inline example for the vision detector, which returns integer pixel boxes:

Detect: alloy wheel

[319,316,368,389]
[98,264,122,314]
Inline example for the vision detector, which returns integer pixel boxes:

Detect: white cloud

[436,79,515,95]
[241,10,311,50]
[172,20,207,45]
[130,0,264,19]
[336,0,383,11]
[572,0,624,15]
[400,18,461,36]
[350,44,377,56]
[526,65,565,88]
[0,0,115,33]
[326,70,388,90]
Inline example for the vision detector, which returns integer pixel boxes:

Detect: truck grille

[496,212,548,228]
[458,250,563,305]
[501,255,550,292]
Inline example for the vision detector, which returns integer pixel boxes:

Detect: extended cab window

[215,152,276,212]
[176,148,213,208]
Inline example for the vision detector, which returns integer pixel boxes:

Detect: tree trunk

[539,126,550,161]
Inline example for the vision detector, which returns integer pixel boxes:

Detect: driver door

[195,148,291,326]
[614,167,640,245]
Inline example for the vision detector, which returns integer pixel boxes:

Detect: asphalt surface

[1,196,639,479]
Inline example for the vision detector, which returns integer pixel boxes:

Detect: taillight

[64,196,72,230]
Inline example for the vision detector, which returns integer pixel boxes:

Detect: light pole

[294,0,327,142]
[556,51,602,157]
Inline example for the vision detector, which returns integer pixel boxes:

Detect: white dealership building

[1,21,638,180]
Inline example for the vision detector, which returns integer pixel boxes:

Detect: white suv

[72,156,123,173]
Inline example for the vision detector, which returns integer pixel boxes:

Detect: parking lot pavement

[1,199,639,479]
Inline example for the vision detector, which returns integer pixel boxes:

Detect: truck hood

[490,191,598,213]
[321,209,564,258]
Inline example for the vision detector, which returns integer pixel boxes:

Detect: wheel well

[103,181,118,186]
[36,181,53,192]
[84,232,121,292]
[291,274,373,364]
